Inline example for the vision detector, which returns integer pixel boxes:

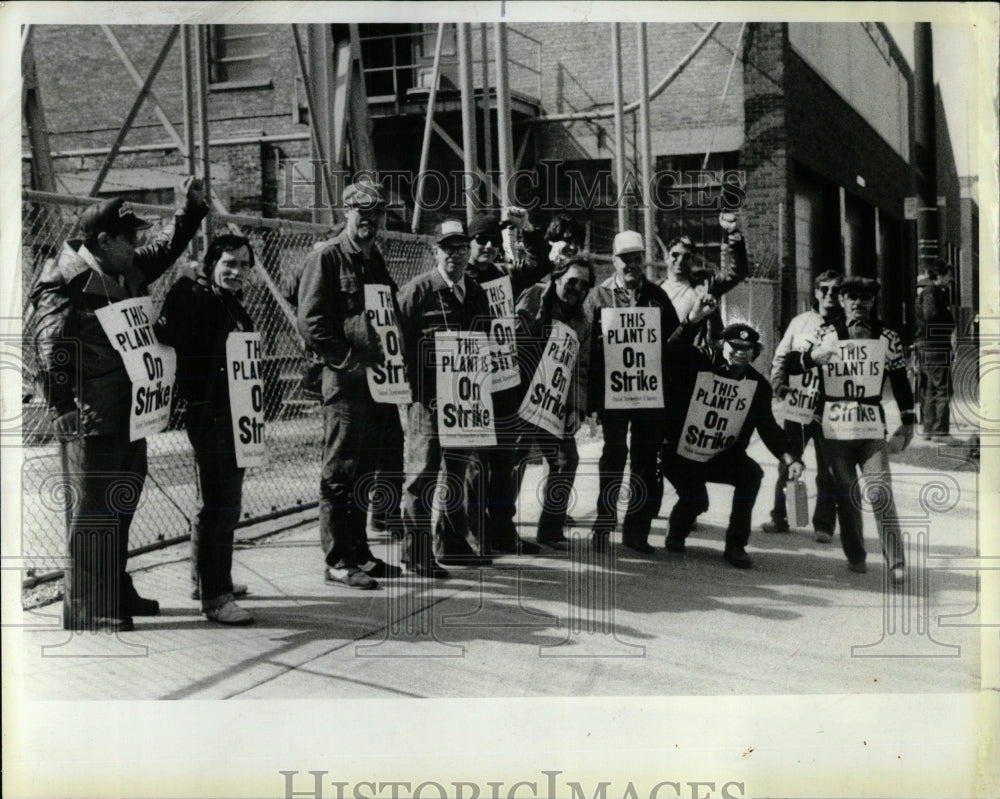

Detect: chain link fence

[20,190,435,585]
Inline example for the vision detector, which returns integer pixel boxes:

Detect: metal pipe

[637,23,655,267]
[89,27,180,196]
[480,23,494,200]
[412,23,446,233]
[494,23,515,207]
[180,26,197,179]
[612,23,627,233]
[531,23,720,123]
[457,23,479,222]
[701,22,746,170]
[195,25,213,240]
[290,24,338,217]
[21,132,312,161]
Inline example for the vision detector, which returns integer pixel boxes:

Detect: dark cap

[722,323,760,347]
[342,179,388,211]
[467,212,502,240]
[435,219,470,246]
[79,198,152,238]
[840,276,880,296]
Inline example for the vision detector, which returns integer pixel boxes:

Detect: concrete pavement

[14,430,983,700]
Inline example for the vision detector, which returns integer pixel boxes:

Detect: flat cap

[79,198,152,238]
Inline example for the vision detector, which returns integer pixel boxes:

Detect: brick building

[23,21,973,336]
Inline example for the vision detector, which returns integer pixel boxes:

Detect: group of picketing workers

[31,176,916,631]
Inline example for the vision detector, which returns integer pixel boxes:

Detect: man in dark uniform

[297,180,404,590]
[583,230,711,555]
[914,260,956,440]
[31,179,207,631]
[462,209,551,556]
[660,323,803,569]
[397,219,495,577]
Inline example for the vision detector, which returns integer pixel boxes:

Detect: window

[209,25,272,87]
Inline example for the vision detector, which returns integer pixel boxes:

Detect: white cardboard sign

[481,275,521,392]
[435,330,496,448]
[95,296,176,441]
[601,306,663,409]
[226,331,267,468]
[677,371,757,462]
[364,284,412,404]
[517,321,579,438]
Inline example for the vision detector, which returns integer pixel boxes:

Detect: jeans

[917,342,952,436]
[61,431,147,620]
[662,447,764,551]
[769,419,837,533]
[594,409,666,542]
[187,406,245,610]
[465,387,520,551]
[401,400,475,566]
[819,437,905,568]
[512,421,580,541]
[319,370,404,568]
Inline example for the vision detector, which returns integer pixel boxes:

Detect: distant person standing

[914,260,956,440]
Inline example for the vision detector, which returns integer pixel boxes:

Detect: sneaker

[814,530,834,544]
[191,582,247,601]
[325,565,378,590]
[358,558,403,579]
[664,536,686,553]
[622,539,656,556]
[724,548,754,569]
[403,561,450,579]
[761,520,790,533]
[890,565,906,585]
[204,600,253,625]
[847,560,868,574]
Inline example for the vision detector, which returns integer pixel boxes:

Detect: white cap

[613,230,645,256]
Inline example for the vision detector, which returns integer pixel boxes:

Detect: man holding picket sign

[156,235,262,625]
[660,324,804,569]
[31,179,207,632]
[511,257,595,547]
[762,269,843,542]
[397,219,496,578]
[297,180,407,591]
[784,276,915,585]
[462,208,552,556]
[583,230,712,555]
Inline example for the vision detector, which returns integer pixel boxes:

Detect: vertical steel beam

[612,23,627,233]
[292,24,338,222]
[493,23,515,208]
[457,23,479,221]
[637,23,655,268]
[22,35,57,193]
[180,26,197,178]
[412,23,446,233]
[307,24,336,224]
[195,25,213,240]
[480,23,494,202]
[347,24,377,174]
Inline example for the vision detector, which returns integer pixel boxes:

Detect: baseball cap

[613,230,644,256]
[467,212,502,240]
[840,276,880,296]
[79,198,152,238]
[435,219,470,246]
[342,179,388,211]
[722,323,760,347]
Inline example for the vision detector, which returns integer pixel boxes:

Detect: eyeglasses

[668,250,692,261]
[474,234,501,247]
[817,286,840,296]
[439,241,470,253]
[842,291,874,300]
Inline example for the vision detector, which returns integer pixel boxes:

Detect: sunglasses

[842,291,874,300]
[474,234,501,247]
[817,286,840,296]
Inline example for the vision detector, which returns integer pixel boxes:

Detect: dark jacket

[397,268,492,403]
[663,346,791,462]
[154,276,254,419]
[915,283,955,343]
[296,231,398,378]
[513,279,592,422]
[30,200,208,434]
[581,275,696,412]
